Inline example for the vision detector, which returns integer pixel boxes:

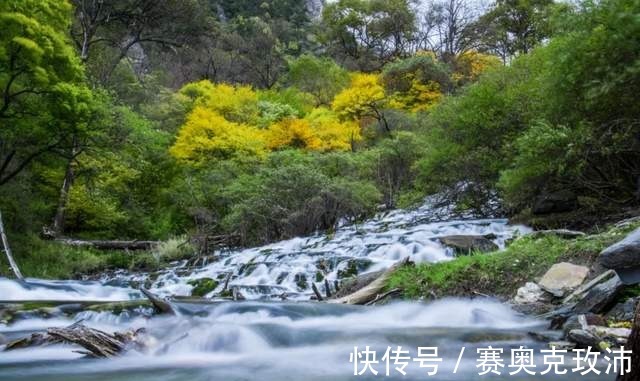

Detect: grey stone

[606,297,640,322]
[599,228,640,284]
[438,235,498,256]
[539,262,590,297]
[514,282,546,304]
[568,329,602,348]
[573,274,624,314]
[563,314,607,337]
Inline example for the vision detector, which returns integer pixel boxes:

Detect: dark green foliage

[188,278,219,297]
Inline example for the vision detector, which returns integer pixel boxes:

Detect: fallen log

[4,322,147,358]
[54,238,159,251]
[140,288,177,315]
[329,257,411,305]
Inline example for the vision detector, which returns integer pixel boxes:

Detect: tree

[321,0,417,71]
[382,53,452,111]
[70,0,211,84]
[170,107,266,164]
[419,0,480,61]
[476,0,554,59]
[0,0,85,186]
[285,54,350,106]
[332,73,390,132]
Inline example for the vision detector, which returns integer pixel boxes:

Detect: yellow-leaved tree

[266,109,361,152]
[332,73,386,121]
[179,80,259,124]
[170,107,266,163]
[452,51,502,86]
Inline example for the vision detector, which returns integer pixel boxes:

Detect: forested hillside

[1,0,638,278]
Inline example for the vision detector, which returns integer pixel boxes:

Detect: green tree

[285,54,350,106]
[0,0,84,185]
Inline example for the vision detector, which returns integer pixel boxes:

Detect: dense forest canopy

[0,0,639,275]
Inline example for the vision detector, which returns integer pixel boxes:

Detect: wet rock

[573,274,624,314]
[438,235,498,256]
[599,227,640,284]
[568,329,603,349]
[539,263,589,297]
[514,282,547,304]
[592,326,631,344]
[187,278,219,297]
[533,190,578,215]
[607,297,640,322]
[563,314,607,336]
[294,273,308,290]
[528,330,564,343]
[337,258,372,279]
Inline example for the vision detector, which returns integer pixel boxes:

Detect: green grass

[387,221,640,299]
[0,234,195,279]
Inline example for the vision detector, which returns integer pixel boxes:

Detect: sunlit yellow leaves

[452,51,502,85]
[179,80,259,123]
[266,118,322,150]
[332,73,386,120]
[306,108,361,151]
[170,107,266,164]
[265,109,361,152]
[388,79,442,112]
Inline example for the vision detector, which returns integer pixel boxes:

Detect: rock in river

[538,262,589,297]
[438,235,498,256]
[599,227,640,284]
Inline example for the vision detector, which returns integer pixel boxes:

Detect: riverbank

[387,220,640,300]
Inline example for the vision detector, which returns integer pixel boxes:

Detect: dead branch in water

[329,257,412,305]
[140,288,176,315]
[4,322,147,358]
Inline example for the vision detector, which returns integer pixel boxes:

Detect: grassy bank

[387,221,640,299]
[0,235,195,279]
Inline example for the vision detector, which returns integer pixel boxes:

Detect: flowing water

[0,199,615,380]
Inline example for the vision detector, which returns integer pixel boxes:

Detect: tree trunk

[0,210,23,280]
[618,302,640,380]
[52,156,76,236]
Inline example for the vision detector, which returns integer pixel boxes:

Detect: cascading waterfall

[0,198,612,380]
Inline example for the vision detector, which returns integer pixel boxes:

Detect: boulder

[533,190,578,215]
[607,297,640,322]
[562,314,607,336]
[599,228,640,284]
[514,282,546,304]
[538,263,590,297]
[573,274,624,314]
[438,235,498,256]
[568,329,603,349]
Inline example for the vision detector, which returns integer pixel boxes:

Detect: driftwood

[54,238,159,251]
[329,257,411,305]
[140,288,176,315]
[4,322,146,358]
[365,288,403,306]
[0,210,23,280]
